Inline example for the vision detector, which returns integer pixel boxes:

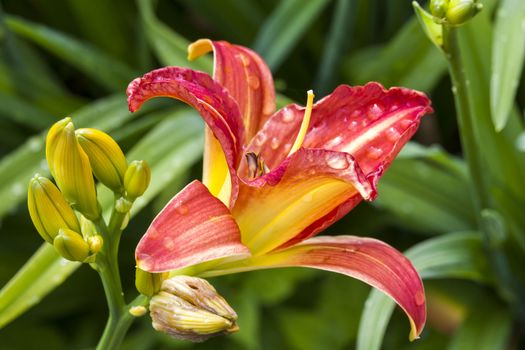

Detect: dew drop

[40,159,49,171]
[415,291,425,306]
[248,75,260,89]
[326,154,349,170]
[386,126,401,141]
[368,102,384,119]
[325,135,343,148]
[236,53,250,67]
[28,137,42,152]
[348,120,359,130]
[176,204,189,215]
[270,137,280,150]
[281,108,295,123]
[254,132,267,146]
[389,104,399,112]
[302,193,313,203]
[11,183,24,196]
[366,146,383,160]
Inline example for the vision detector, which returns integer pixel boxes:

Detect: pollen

[288,90,314,156]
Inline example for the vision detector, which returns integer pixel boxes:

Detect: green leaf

[314,0,355,95]
[376,143,477,234]
[357,231,489,350]
[490,0,525,131]
[0,109,203,328]
[448,304,512,350]
[412,1,443,51]
[347,18,447,92]
[0,244,80,329]
[253,0,329,71]
[0,92,56,129]
[4,15,137,91]
[137,0,212,72]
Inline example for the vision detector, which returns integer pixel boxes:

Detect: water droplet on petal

[389,104,399,112]
[348,120,359,130]
[270,137,280,150]
[248,75,260,89]
[282,108,294,123]
[386,126,401,141]
[302,193,313,203]
[415,291,425,306]
[366,146,383,160]
[368,102,384,120]
[254,132,267,146]
[326,154,349,170]
[237,53,250,67]
[176,203,189,215]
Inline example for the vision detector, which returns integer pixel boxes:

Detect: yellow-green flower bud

[149,276,239,342]
[445,0,482,26]
[124,160,151,200]
[76,128,127,193]
[53,228,90,262]
[430,0,449,18]
[27,174,81,243]
[135,268,164,297]
[87,235,103,254]
[46,118,100,220]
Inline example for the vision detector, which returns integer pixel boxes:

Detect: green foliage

[1,0,524,349]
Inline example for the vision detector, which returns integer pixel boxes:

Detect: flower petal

[233,148,376,255]
[188,39,276,141]
[303,83,432,174]
[126,66,244,206]
[202,235,426,341]
[241,83,432,177]
[135,180,250,273]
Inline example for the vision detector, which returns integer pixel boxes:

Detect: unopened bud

[76,128,127,193]
[45,118,100,220]
[445,0,482,25]
[53,228,90,262]
[135,268,164,297]
[149,276,239,342]
[124,160,151,200]
[87,235,104,254]
[27,175,81,243]
[430,0,449,18]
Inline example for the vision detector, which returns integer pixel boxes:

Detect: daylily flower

[127,39,432,340]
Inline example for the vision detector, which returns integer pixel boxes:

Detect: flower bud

[27,174,81,243]
[149,276,239,342]
[53,228,90,262]
[445,0,482,26]
[76,128,128,193]
[87,235,104,254]
[124,160,151,200]
[135,268,164,297]
[430,0,449,18]
[45,118,100,220]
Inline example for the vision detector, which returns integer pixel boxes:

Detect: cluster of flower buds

[429,0,482,26]
[27,117,151,262]
[147,275,239,342]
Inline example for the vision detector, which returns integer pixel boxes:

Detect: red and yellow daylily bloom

[128,39,432,340]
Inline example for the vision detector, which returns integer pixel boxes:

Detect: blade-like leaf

[4,15,137,91]
[357,231,489,350]
[252,0,329,71]
[490,0,525,131]
[137,0,212,72]
[376,143,477,234]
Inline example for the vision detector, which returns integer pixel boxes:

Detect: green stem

[442,25,487,211]
[442,24,525,322]
[93,201,141,350]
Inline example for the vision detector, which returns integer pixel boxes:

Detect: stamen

[288,90,314,156]
[245,152,269,179]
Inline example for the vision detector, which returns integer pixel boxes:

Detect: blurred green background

[0,0,523,349]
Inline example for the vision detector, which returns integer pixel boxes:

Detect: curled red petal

[303,82,432,174]
[126,67,244,204]
[189,39,276,141]
[205,235,426,340]
[135,180,250,273]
